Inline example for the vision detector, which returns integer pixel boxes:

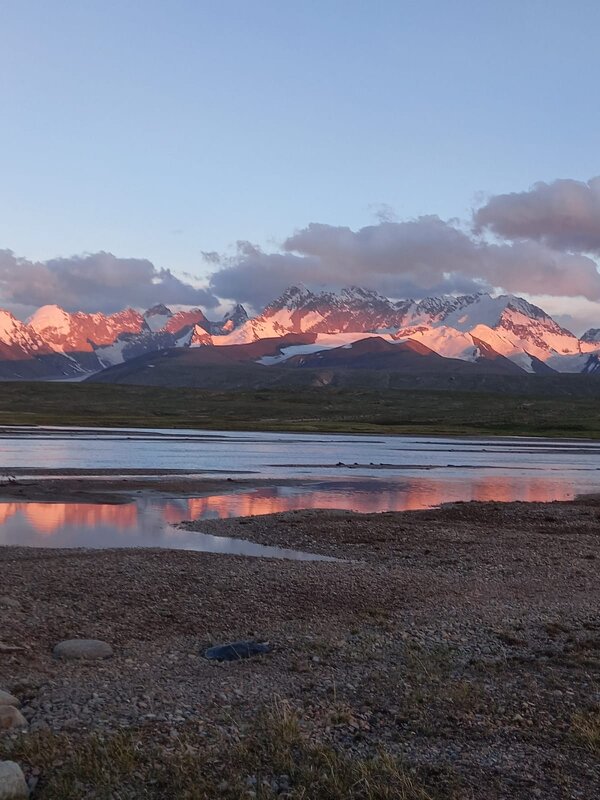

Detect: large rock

[0,761,29,799]
[53,639,113,661]
[0,692,19,708]
[0,707,27,732]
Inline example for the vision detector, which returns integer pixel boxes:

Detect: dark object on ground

[204,640,273,661]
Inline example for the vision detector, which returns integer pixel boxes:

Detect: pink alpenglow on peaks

[0,288,598,380]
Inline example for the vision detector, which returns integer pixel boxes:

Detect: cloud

[479,241,600,300]
[209,218,491,309]
[3,174,600,323]
[0,250,218,314]
[208,216,600,310]
[474,177,600,253]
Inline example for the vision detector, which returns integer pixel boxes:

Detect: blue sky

[1,1,600,327]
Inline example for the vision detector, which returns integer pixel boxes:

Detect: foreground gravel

[1,497,600,798]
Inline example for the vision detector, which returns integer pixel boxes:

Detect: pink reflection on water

[0,476,578,539]
[0,500,138,534]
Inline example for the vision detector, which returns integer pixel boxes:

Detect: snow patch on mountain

[256,332,397,364]
[546,351,599,374]
[395,326,479,361]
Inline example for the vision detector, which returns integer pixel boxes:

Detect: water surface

[0,427,598,552]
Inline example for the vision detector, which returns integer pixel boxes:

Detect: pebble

[53,639,113,661]
[0,707,28,732]
[0,761,29,799]
[0,692,19,709]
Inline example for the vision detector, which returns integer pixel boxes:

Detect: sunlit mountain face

[0,287,599,380]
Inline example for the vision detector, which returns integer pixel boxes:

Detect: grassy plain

[3,380,600,437]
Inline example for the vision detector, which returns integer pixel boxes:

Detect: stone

[0,707,27,732]
[52,639,113,661]
[0,692,19,709]
[204,640,273,661]
[0,762,29,799]
[0,598,21,611]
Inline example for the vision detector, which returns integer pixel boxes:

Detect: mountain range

[1,286,599,383]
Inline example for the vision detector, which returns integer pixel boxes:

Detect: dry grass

[1,700,460,799]
[571,709,600,754]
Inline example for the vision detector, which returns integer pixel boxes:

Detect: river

[0,426,598,551]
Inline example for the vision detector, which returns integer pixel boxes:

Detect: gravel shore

[1,498,599,798]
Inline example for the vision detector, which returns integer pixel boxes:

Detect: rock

[0,598,21,611]
[53,639,113,661]
[0,762,29,799]
[0,707,27,732]
[204,640,273,661]
[0,692,19,709]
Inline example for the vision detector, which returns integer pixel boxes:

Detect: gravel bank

[1,498,599,798]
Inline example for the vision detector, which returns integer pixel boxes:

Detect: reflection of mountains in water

[0,478,577,537]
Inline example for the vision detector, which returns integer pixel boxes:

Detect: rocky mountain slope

[0,302,250,379]
[207,286,599,376]
[0,286,598,380]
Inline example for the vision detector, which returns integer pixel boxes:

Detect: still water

[0,427,598,552]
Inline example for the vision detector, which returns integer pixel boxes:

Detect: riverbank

[0,472,295,505]
[1,498,599,798]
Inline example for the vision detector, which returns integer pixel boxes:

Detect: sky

[1,0,600,332]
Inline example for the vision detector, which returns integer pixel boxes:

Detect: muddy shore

[1,496,599,798]
[0,472,310,505]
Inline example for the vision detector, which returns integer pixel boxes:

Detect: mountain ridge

[0,288,598,380]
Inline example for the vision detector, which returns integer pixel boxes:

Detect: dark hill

[284,337,523,375]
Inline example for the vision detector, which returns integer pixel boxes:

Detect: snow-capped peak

[266,285,314,312]
[29,304,72,335]
[0,309,53,358]
[1,287,598,379]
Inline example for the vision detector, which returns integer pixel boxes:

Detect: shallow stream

[0,427,598,553]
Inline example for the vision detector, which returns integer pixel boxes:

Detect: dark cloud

[209,216,600,309]
[0,250,218,314]
[209,218,491,309]
[474,177,600,253]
